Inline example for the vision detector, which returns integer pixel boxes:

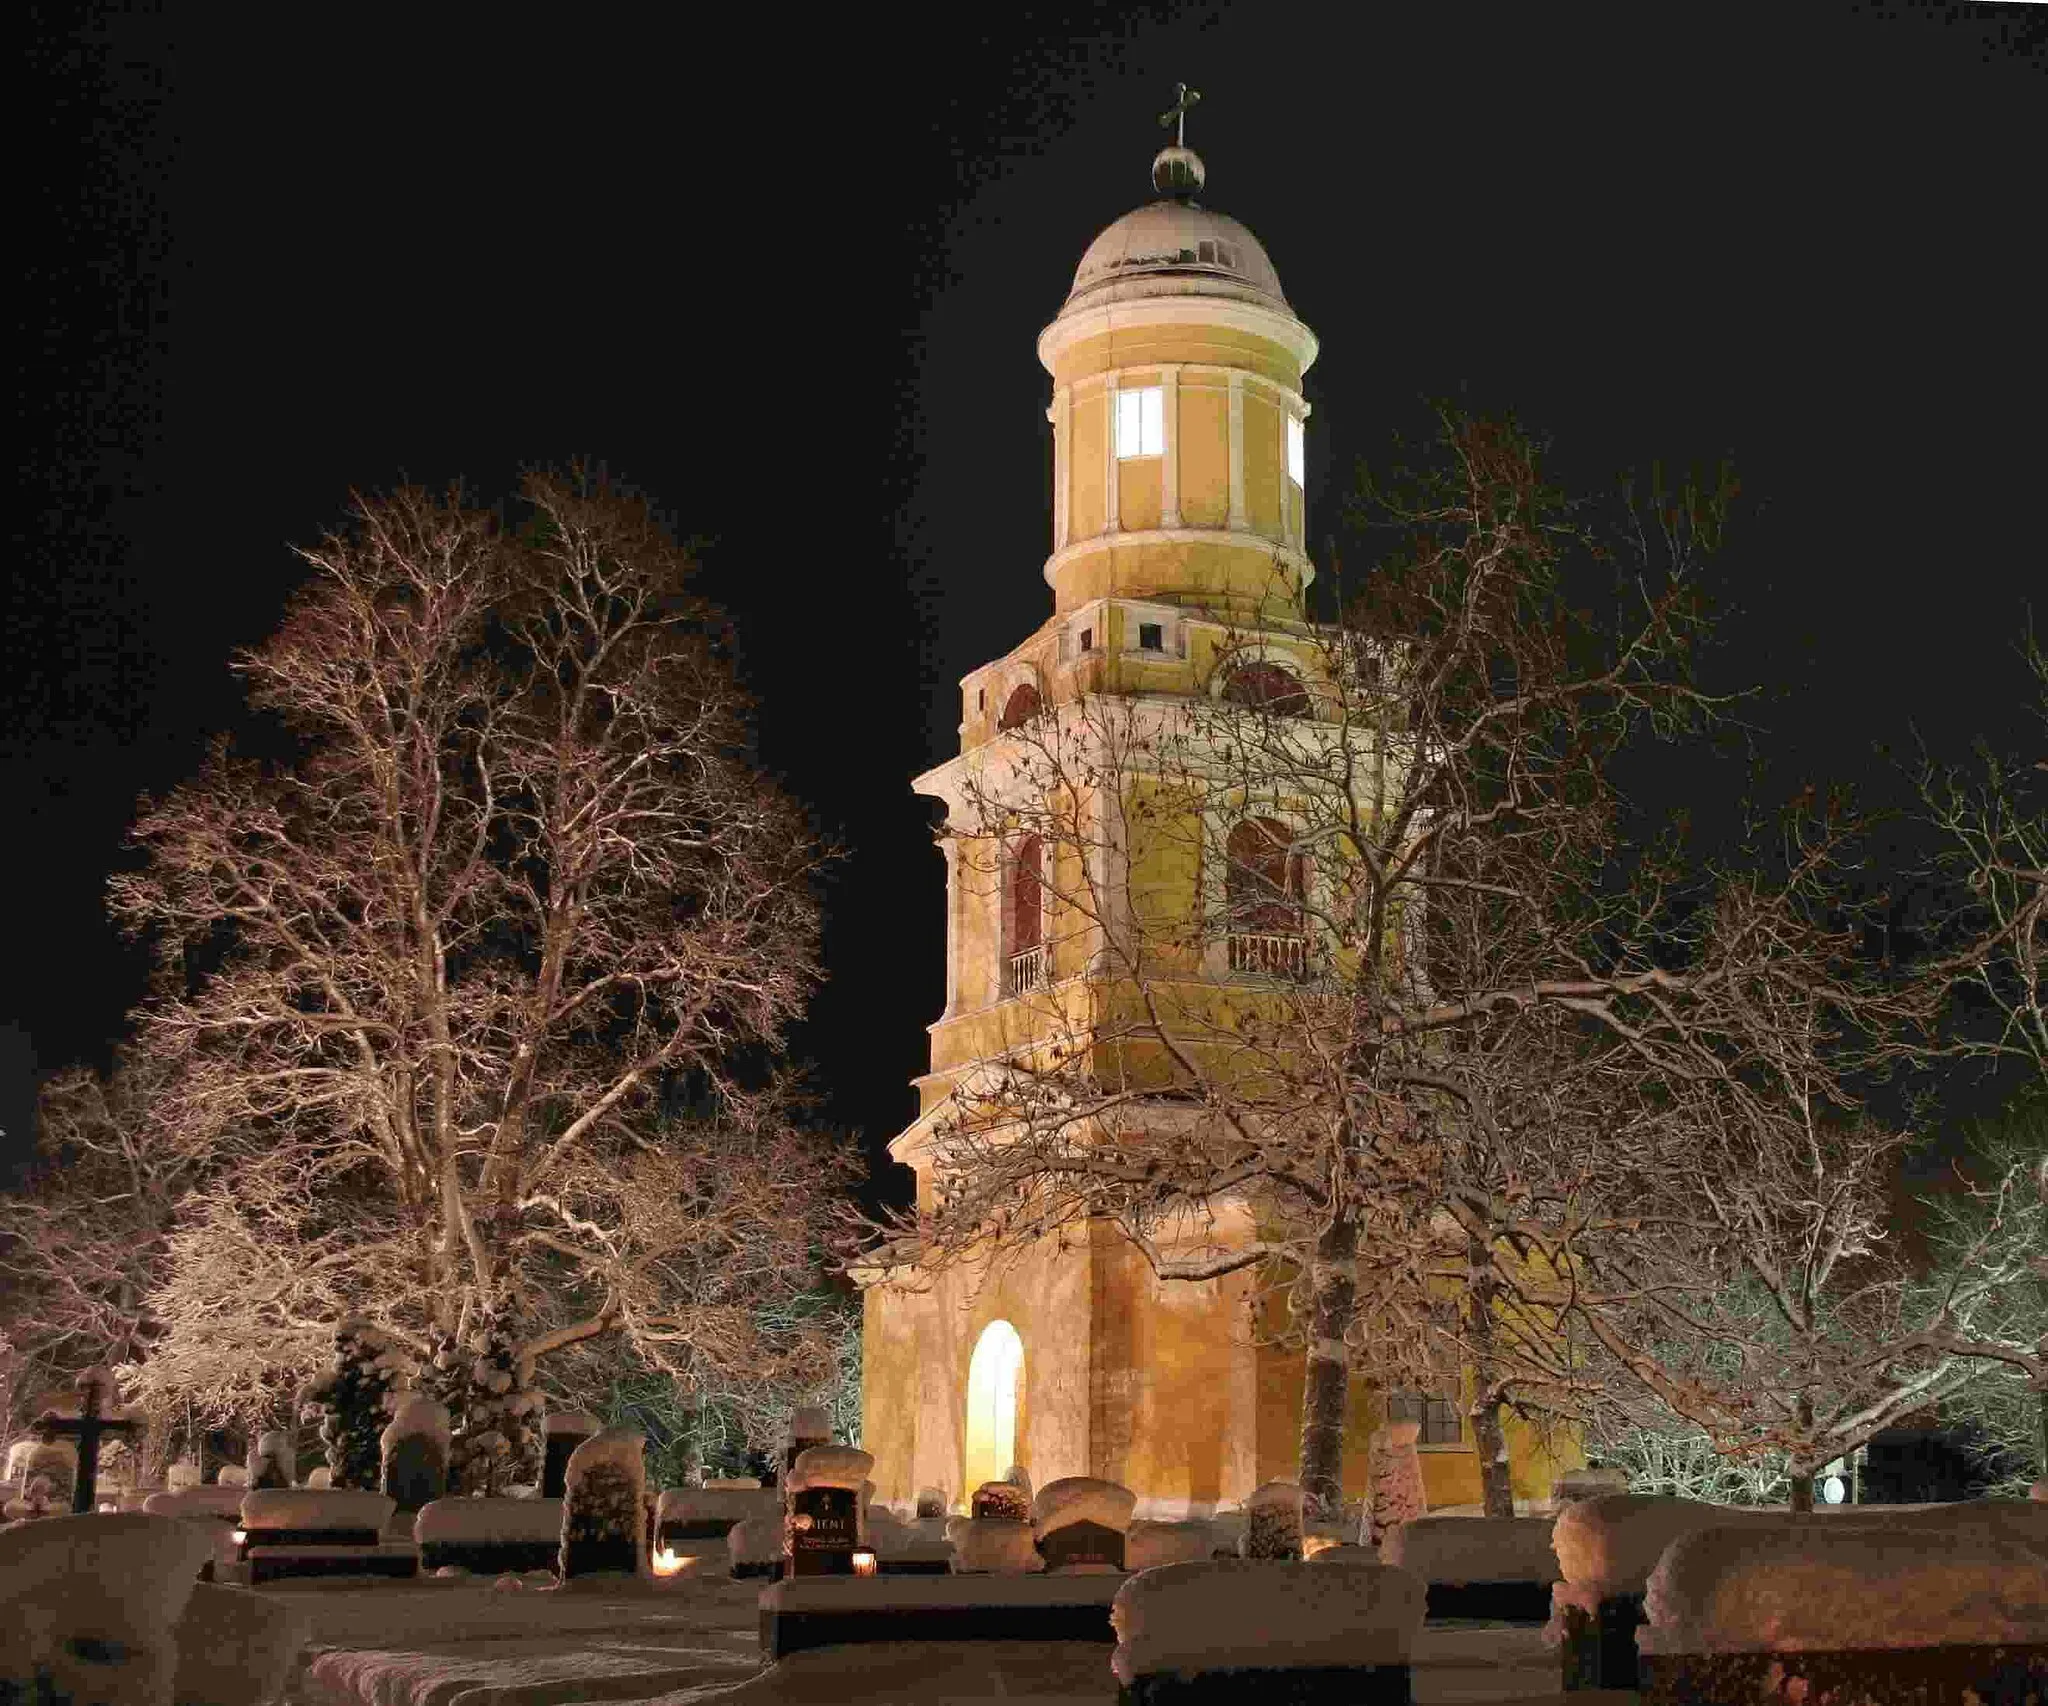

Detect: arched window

[1002,834,1045,996]
[964,1320,1024,1495]
[1226,817,1308,977]
[1221,661,1311,718]
[998,683,1041,731]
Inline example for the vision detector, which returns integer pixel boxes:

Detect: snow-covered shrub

[300,1319,410,1491]
[559,1428,647,1577]
[449,1308,540,1497]
[414,1326,472,1491]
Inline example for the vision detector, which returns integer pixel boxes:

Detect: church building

[858,126,1577,1520]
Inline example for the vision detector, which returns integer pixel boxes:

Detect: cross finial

[1158,82,1201,149]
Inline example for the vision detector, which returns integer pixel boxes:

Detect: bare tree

[0,1058,197,1443]
[106,471,851,1418]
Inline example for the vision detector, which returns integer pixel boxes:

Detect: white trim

[1040,529,1315,593]
[1160,365,1181,529]
[1037,294,1319,375]
[1104,384,1119,532]
[1054,386,1071,552]
[1227,373,1247,532]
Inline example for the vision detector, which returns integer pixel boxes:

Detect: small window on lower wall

[1388,1390,1464,1447]
[1138,622,1164,652]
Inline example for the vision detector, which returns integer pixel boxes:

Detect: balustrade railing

[1227,931,1309,980]
[1002,944,1048,998]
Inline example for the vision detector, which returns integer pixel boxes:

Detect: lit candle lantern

[231,1530,248,1547]
[851,1549,878,1577]
[652,1546,689,1577]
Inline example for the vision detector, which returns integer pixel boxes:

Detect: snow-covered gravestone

[541,1409,602,1500]
[559,1428,647,1578]
[6,1441,75,1511]
[3,1474,62,1522]
[1034,1476,1136,1573]
[1111,1558,1428,1704]
[1637,1513,2048,1703]
[786,1445,872,1577]
[947,1483,1043,1575]
[247,1429,295,1491]
[1366,1420,1426,1549]
[301,1319,410,1491]
[0,1511,219,1704]
[1242,1479,1307,1561]
[381,1396,450,1515]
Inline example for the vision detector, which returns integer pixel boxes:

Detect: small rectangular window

[977,688,986,711]
[1079,627,1093,652]
[1116,386,1164,458]
[1138,622,1164,651]
[1287,414,1305,487]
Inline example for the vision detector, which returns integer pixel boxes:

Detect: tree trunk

[1463,1235,1515,1518]
[1295,1210,1361,1524]
[2037,1386,2046,1485]
[1788,1393,1816,1512]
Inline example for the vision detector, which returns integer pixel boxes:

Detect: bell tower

[1036,132,1319,623]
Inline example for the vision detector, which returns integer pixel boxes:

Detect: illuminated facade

[859,139,1578,1518]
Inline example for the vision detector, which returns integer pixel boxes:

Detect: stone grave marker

[1035,1477,1136,1573]
[540,1409,601,1499]
[248,1430,295,1490]
[786,1445,872,1577]
[381,1396,450,1515]
[1243,1479,1306,1561]
[559,1427,646,1578]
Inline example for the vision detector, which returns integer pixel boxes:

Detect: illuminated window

[1116,386,1165,458]
[1287,415,1305,487]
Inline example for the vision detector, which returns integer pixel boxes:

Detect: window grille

[1388,1391,1464,1446]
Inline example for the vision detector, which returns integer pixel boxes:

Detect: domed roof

[1061,147,1290,318]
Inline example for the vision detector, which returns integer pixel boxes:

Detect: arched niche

[962,1318,1024,1495]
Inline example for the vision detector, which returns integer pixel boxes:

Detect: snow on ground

[281,1570,1594,1705]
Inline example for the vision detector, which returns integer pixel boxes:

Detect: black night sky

[11,6,2044,1194]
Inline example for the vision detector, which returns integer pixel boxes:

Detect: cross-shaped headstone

[35,1365,143,1514]
[1157,82,1202,148]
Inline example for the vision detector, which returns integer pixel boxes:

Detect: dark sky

[12,4,2045,1192]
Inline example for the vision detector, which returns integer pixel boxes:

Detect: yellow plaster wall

[1118,457,1164,532]
[1178,383,1231,529]
[1049,326,1302,393]
[1070,393,1106,541]
[1243,389,1284,539]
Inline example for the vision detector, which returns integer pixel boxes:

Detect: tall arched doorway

[963,1319,1024,1495]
